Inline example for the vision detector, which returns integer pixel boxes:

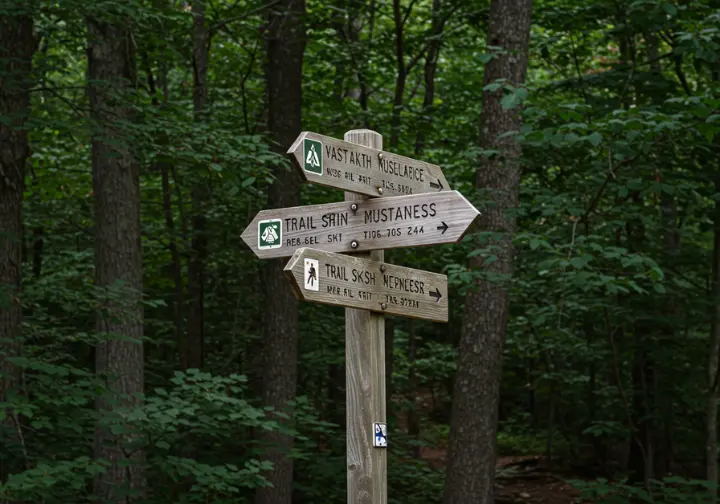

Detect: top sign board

[288,132,450,198]
[241,191,480,259]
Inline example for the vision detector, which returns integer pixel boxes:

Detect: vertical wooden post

[344,129,387,504]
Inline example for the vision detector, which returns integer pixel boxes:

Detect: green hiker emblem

[258,219,282,250]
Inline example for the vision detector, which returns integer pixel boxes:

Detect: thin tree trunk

[0,7,35,489]
[254,2,305,503]
[161,163,184,360]
[145,35,185,366]
[443,1,532,502]
[391,0,406,149]
[415,0,442,155]
[385,316,395,409]
[627,328,653,487]
[707,177,720,500]
[407,321,420,458]
[31,227,43,279]
[87,12,146,502]
[186,0,208,371]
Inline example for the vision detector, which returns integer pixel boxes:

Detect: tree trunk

[443,1,532,503]
[254,2,305,503]
[0,6,35,488]
[161,162,185,364]
[415,0,442,155]
[407,321,420,458]
[87,14,146,502]
[186,0,208,371]
[707,176,720,501]
[390,0,406,149]
[385,317,394,408]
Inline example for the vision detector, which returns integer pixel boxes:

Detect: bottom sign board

[284,247,448,323]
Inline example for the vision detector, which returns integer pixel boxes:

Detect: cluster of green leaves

[572,476,718,504]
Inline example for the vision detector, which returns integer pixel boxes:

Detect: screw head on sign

[377,187,384,195]
[380,303,387,310]
[378,152,384,160]
[380,264,386,273]
[350,203,358,212]
[351,240,359,249]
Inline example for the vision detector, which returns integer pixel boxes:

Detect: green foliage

[572,477,718,504]
[3,0,720,502]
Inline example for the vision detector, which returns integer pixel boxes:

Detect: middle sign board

[241,190,480,259]
[288,132,450,198]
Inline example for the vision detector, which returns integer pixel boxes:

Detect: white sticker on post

[373,422,387,448]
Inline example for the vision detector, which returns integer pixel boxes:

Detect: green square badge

[303,138,323,175]
[258,219,282,250]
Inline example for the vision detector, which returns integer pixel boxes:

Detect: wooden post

[344,129,387,504]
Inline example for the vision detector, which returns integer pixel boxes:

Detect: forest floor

[419,448,583,503]
[494,456,583,504]
[409,391,585,503]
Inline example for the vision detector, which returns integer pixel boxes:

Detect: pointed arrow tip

[430,287,442,302]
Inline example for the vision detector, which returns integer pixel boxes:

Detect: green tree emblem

[303,139,323,175]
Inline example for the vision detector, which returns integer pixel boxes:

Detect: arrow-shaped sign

[241,191,480,259]
[288,132,450,198]
[284,248,449,322]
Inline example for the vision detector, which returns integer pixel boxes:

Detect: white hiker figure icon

[306,144,320,168]
[262,224,279,244]
[307,263,317,286]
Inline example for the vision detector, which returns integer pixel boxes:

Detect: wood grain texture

[241,190,480,259]
[284,248,448,322]
[288,131,450,198]
[344,130,386,504]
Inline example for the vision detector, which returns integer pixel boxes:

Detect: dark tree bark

[407,321,420,458]
[254,1,305,503]
[415,0,443,155]
[0,6,35,487]
[186,0,208,371]
[31,227,43,278]
[390,0,407,149]
[87,13,146,502]
[628,322,654,488]
[707,177,720,501]
[443,1,532,503]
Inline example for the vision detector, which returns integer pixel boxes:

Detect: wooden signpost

[284,247,449,322]
[287,131,450,198]
[241,129,480,504]
[240,190,479,260]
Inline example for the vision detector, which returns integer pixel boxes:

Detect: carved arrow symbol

[437,221,449,234]
[429,179,444,191]
[429,288,442,302]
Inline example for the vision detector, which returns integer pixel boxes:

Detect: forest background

[1,0,720,503]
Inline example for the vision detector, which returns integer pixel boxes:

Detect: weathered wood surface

[284,247,448,322]
[344,129,386,504]
[287,131,450,198]
[241,190,480,259]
